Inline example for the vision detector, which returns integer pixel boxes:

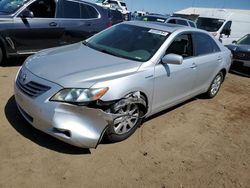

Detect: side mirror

[232,40,237,44]
[162,54,183,65]
[20,9,34,18]
[221,28,231,36]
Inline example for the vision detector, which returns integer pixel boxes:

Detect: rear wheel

[106,101,144,142]
[204,72,224,98]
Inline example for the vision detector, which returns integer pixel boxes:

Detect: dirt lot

[0,60,250,188]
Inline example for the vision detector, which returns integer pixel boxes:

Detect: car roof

[125,21,198,33]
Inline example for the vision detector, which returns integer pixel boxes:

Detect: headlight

[50,88,108,103]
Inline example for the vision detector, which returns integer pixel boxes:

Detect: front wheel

[204,72,224,98]
[0,46,6,66]
[106,102,143,142]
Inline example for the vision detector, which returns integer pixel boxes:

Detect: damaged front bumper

[13,71,119,149]
[15,87,116,148]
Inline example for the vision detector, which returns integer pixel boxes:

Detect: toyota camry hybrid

[14,21,232,148]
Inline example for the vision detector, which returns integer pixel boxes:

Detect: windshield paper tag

[148,29,168,36]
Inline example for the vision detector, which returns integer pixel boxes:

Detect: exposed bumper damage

[15,82,147,148]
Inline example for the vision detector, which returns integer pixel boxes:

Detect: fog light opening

[52,128,71,138]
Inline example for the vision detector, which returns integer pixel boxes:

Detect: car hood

[226,44,250,52]
[25,42,142,88]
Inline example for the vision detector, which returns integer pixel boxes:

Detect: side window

[27,0,56,18]
[166,34,193,58]
[193,33,220,56]
[82,4,99,19]
[62,0,80,18]
[223,21,232,30]
[189,21,196,28]
[168,19,176,24]
[176,19,188,26]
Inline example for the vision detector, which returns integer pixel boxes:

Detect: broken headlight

[50,88,109,103]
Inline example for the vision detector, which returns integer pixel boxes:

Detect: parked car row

[0,0,123,66]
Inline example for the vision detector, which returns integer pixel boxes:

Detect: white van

[196,9,250,45]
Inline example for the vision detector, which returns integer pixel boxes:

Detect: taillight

[107,21,112,27]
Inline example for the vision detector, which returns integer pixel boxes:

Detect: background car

[226,34,250,77]
[140,14,197,27]
[14,21,231,148]
[0,0,122,66]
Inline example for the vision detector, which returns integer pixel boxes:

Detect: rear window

[142,16,166,23]
[189,21,196,28]
[176,19,188,26]
[120,2,126,6]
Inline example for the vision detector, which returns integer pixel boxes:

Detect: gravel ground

[0,59,250,188]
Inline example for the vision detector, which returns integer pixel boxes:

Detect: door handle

[217,56,222,61]
[49,22,57,27]
[190,63,197,69]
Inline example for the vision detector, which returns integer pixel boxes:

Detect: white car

[96,0,129,15]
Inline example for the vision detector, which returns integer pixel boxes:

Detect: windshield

[0,0,26,14]
[86,24,169,62]
[197,17,225,32]
[141,16,167,23]
[237,34,250,45]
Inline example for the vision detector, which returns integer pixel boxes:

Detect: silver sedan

[14,21,232,148]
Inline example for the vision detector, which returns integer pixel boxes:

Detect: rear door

[12,0,63,53]
[152,33,197,112]
[57,0,104,44]
[191,32,222,92]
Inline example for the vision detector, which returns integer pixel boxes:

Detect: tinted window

[120,2,126,6]
[193,33,220,56]
[197,17,225,32]
[81,4,99,19]
[62,0,80,18]
[166,34,193,58]
[168,19,176,24]
[176,19,188,26]
[189,21,196,28]
[142,16,166,23]
[27,0,55,18]
[237,34,250,45]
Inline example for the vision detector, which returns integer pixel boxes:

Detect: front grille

[234,51,250,60]
[17,78,51,98]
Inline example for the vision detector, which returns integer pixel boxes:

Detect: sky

[87,0,250,14]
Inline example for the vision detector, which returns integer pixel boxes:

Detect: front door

[152,33,197,113]
[12,0,63,53]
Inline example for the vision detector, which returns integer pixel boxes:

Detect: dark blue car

[226,34,250,77]
[0,0,122,65]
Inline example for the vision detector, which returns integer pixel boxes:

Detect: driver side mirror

[20,9,34,19]
[232,40,237,44]
[162,54,183,65]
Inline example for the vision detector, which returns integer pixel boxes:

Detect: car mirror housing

[20,9,34,19]
[161,54,183,65]
[232,40,237,44]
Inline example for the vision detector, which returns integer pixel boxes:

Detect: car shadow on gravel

[1,57,27,67]
[5,96,91,155]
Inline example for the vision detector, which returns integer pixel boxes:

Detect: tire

[0,46,6,66]
[106,99,145,142]
[204,72,224,98]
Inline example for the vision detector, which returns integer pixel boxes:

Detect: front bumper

[230,59,250,77]
[14,68,114,148]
